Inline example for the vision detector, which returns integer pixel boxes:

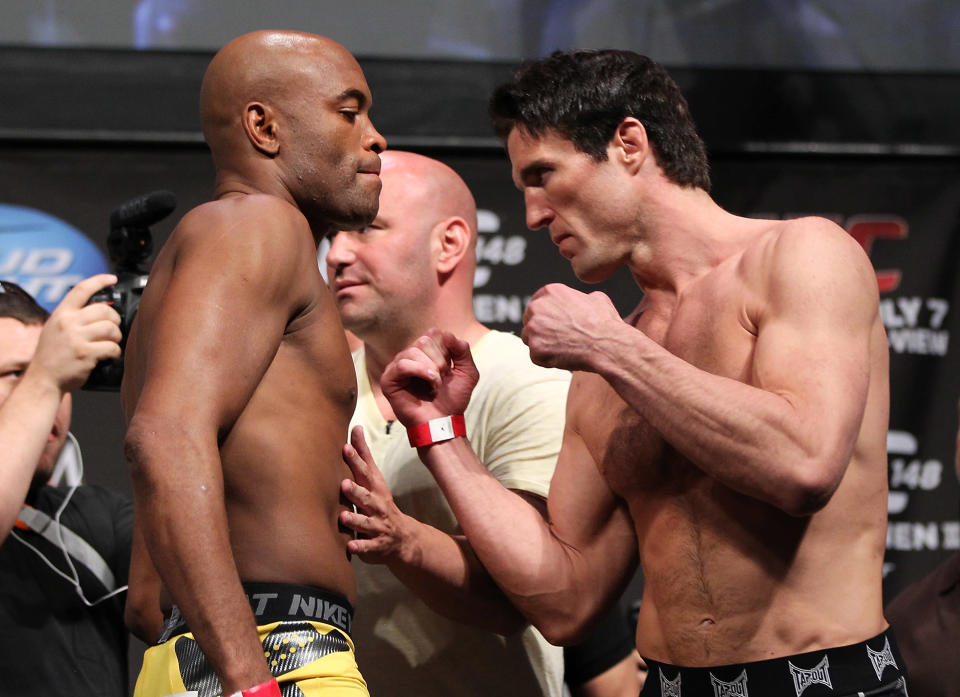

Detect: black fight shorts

[641,630,908,697]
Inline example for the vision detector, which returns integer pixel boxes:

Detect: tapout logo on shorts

[660,670,682,697]
[0,204,108,311]
[866,637,898,681]
[710,670,749,697]
[788,656,832,697]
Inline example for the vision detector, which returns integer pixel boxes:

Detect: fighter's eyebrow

[337,88,368,109]
[515,159,550,190]
[0,358,28,372]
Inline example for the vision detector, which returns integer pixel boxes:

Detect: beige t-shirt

[350,330,571,697]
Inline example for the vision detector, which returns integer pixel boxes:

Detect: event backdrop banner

[0,146,957,604]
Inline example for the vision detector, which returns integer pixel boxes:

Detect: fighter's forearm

[0,372,63,540]
[125,516,166,644]
[417,438,596,638]
[384,520,527,635]
[591,323,851,515]
[126,423,271,692]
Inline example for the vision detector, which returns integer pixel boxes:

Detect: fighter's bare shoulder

[173,194,308,249]
[742,216,878,309]
[167,194,315,289]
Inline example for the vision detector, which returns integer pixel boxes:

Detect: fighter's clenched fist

[381,328,479,428]
[521,283,623,372]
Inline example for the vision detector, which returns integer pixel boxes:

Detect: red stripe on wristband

[228,677,282,697]
[407,414,466,447]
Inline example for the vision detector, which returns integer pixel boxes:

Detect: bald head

[326,151,483,346]
[201,31,350,147]
[378,151,478,245]
[199,30,385,233]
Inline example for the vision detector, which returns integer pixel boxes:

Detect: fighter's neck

[212,170,293,205]
[626,190,760,296]
[211,177,331,247]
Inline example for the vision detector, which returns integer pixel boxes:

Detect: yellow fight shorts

[134,582,368,697]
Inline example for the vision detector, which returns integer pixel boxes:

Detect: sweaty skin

[122,30,385,692]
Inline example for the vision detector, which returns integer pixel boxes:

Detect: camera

[82,190,176,391]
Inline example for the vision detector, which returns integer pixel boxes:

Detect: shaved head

[326,151,482,347]
[200,30,358,160]
[199,30,385,233]
[378,151,478,245]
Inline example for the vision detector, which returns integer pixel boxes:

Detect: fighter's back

[123,193,358,603]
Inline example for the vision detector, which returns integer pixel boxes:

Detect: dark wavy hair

[0,281,49,324]
[490,49,710,191]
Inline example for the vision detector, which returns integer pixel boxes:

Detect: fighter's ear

[612,117,650,174]
[242,102,280,156]
[434,217,471,275]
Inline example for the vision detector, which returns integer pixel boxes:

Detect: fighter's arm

[340,427,529,635]
[341,352,570,634]
[423,399,638,644]
[124,202,303,691]
[0,275,120,541]
[124,511,165,644]
[380,335,639,644]
[524,220,879,515]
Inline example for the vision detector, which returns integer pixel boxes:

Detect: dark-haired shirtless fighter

[370,50,906,697]
[122,30,385,697]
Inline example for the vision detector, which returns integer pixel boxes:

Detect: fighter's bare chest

[267,293,358,414]
[579,288,757,498]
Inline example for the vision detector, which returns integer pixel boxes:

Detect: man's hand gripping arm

[339,423,528,634]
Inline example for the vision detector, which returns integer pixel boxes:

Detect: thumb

[440,331,473,368]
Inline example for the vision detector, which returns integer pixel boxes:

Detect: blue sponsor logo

[0,204,109,311]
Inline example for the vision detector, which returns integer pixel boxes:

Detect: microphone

[110,190,177,230]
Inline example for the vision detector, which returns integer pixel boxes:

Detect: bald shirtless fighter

[122,31,385,697]
[367,50,906,696]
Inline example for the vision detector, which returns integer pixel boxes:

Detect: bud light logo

[0,204,109,312]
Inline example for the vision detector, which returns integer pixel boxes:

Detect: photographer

[0,277,132,697]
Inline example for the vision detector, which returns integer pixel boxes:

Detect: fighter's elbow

[533,606,595,646]
[125,411,165,456]
[124,418,155,475]
[124,413,186,489]
[780,458,844,516]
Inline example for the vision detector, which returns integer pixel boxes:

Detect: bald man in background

[122,30,385,697]
[327,151,640,697]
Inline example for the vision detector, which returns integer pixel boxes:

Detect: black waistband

[642,630,904,697]
[158,581,354,644]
